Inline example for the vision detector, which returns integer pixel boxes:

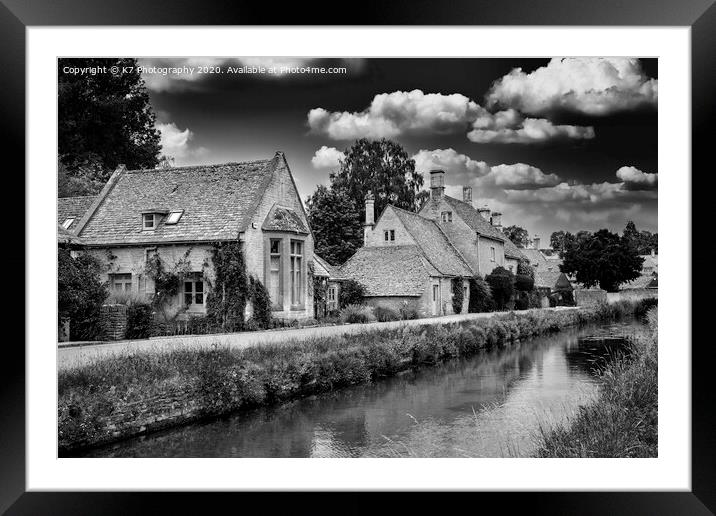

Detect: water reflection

[82,321,643,458]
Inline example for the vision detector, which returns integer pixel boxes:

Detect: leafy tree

[306,185,361,265]
[623,221,658,255]
[468,276,496,313]
[515,274,534,292]
[517,257,534,279]
[503,225,529,248]
[451,279,464,314]
[338,279,366,309]
[561,229,644,292]
[58,248,108,340]
[58,58,161,195]
[485,266,515,310]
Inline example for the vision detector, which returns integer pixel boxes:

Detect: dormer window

[165,210,184,225]
[142,213,160,230]
[440,211,453,223]
[61,218,75,230]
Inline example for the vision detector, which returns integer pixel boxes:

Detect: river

[79,319,645,458]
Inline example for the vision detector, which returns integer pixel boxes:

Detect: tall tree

[623,221,658,255]
[306,185,361,265]
[561,229,644,292]
[58,58,161,196]
[503,225,529,248]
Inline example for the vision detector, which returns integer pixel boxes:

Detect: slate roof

[57,195,96,232]
[262,203,308,234]
[502,238,526,261]
[521,248,550,268]
[57,225,85,246]
[312,254,334,278]
[534,269,572,290]
[337,245,436,297]
[391,206,473,277]
[621,274,658,290]
[77,157,280,245]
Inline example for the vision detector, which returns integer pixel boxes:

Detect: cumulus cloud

[485,58,658,116]
[616,165,658,190]
[412,148,490,179]
[311,146,344,169]
[467,107,594,143]
[309,90,593,143]
[157,122,206,163]
[141,58,364,92]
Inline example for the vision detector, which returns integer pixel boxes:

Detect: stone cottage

[58,151,316,321]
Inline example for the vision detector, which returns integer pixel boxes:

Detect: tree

[338,279,366,309]
[516,257,534,279]
[485,266,515,310]
[503,225,529,248]
[515,274,534,292]
[306,185,361,265]
[468,276,495,313]
[561,229,644,292]
[623,221,658,255]
[58,58,161,195]
[58,248,108,340]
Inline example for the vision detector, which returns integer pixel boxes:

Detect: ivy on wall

[144,249,191,321]
[205,241,249,332]
[451,278,464,314]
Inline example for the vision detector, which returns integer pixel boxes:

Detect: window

[290,240,303,307]
[142,213,159,230]
[490,247,496,262]
[384,230,396,242]
[165,210,183,225]
[61,218,74,230]
[183,274,204,307]
[390,230,395,241]
[269,239,282,308]
[440,211,452,222]
[384,231,389,241]
[109,273,132,292]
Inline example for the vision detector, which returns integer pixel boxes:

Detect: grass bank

[59,300,656,453]
[535,305,658,458]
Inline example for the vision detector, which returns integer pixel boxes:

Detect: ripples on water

[81,321,646,458]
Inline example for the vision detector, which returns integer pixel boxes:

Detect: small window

[183,274,204,307]
[142,213,158,230]
[110,273,132,292]
[384,231,389,241]
[390,230,395,241]
[165,210,183,225]
[490,247,496,262]
[61,218,75,230]
[440,211,452,223]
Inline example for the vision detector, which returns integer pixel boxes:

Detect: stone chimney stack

[430,170,445,200]
[364,192,375,245]
[478,205,491,221]
[491,211,502,229]
[533,235,541,250]
[462,186,473,206]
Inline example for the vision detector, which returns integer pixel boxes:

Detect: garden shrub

[339,279,366,308]
[468,276,496,313]
[399,302,420,320]
[451,278,465,314]
[125,303,154,339]
[485,267,515,310]
[515,274,535,292]
[248,276,272,329]
[514,291,529,310]
[373,306,400,322]
[340,304,376,324]
[58,248,108,341]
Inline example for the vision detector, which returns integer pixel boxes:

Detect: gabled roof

[521,248,550,268]
[312,254,334,278]
[390,206,473,277]
[502,238,526,260]
[262,203,308,234]
[77,155,282,245]
[535,269,572,290]
[57,195,96,232]
[337,245,436,297]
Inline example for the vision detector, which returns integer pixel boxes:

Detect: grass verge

[59,299,655,453]
[535,306,657,457]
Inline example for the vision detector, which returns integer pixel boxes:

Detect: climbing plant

[205,241,249,332]
[248,276,272,329]
[451,278,464,314]
[144,250,191,320]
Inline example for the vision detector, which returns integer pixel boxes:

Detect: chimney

[533,235,541,250]
[364,192,375,245]
[477,205,491,221]
[491,211,502,229]
[462,186,473,206]
[430,169,445,200]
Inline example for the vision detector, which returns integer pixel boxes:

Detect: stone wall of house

[574,289,608,306]
[100,304,128,340]
[365,206,416,247]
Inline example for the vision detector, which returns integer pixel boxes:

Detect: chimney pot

[491,211,502,228]
[462,186,473,206]
[364,192,375,245]
[478,205,491,222]
[533,235,541,250]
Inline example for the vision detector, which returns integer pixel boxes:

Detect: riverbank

[59,299,656,454]
[535,306,658,458]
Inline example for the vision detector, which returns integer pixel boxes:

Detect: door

[432,284,440,315]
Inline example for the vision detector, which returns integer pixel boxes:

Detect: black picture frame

[4,0,713,513]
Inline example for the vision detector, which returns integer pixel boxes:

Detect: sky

[138,57,658,242]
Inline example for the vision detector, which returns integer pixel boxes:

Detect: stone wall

[607,289,658,303]
[574,289,608,306]
[100,304,128,340]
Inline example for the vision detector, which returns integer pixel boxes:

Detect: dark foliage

[503,225,529,248]
[248,276,272,330]
[485,267,515,310]
[206,242,249,331]
[306,185,361,265]
[515,274,535,292]
[451,278,465,314]
[125,304,154,339]
[339,279,366,308]
[374,306,400,322]
[468,276,496,313]
[58,248,108,340]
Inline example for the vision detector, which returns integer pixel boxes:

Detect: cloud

[616,165,658,190]
[157,122,206,163]
[467,108,594,143]
[311,146,344,169]
[412,148,490,179]
[140,58,364,92]
[309,90,594,143]
[485,58,658,116]
[308,90,481,139]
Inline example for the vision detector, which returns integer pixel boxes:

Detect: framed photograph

[5,0,713,513]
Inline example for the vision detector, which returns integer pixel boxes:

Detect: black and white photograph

[55,56,660,459]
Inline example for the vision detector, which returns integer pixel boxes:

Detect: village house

[337,169,526,317]
[57,151,317,321]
